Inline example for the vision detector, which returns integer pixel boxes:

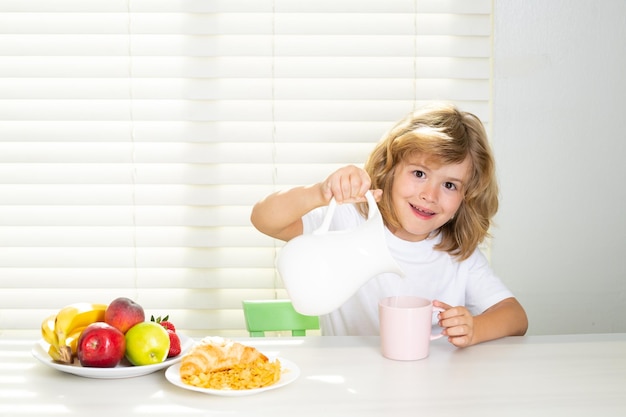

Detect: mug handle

[315,190,378,234]
[431,306,445,340]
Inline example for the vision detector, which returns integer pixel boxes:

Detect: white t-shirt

[302,203,514,336]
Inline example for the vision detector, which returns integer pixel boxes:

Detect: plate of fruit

[32,297,194,379]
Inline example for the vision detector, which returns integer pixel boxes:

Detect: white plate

[31,333,194,379]
[165,357,300,397]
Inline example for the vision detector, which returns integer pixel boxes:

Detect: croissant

[179,337,281,390]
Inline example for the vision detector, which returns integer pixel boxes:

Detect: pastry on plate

[179,337,281,390]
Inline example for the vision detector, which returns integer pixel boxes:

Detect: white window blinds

[0,0,492,336]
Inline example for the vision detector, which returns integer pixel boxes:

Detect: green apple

[124,321,170,366]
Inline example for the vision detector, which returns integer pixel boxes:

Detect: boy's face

[389,154,471,242]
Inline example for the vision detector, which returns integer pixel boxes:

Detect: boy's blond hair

[361,103,498,260]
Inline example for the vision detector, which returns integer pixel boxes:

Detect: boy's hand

[433,300,475,348]
[322,165,382,204]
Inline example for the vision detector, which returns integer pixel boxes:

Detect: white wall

[492,0,626,335]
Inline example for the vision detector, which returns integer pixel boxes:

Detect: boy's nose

[419,184,438,202]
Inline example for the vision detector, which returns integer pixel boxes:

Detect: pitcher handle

[316,190,379,234]
[364,190,380,220]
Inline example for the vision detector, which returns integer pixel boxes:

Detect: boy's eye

[444,182,457,190]
[412,170,425,178]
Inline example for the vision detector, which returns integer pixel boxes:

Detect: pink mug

[378,296,443,361]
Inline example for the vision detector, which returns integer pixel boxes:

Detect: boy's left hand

[433,300,475,348]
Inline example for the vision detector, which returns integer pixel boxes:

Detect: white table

[1,332,625,416]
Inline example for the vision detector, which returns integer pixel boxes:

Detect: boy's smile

[389,155,471,242]
[409,202,436,219]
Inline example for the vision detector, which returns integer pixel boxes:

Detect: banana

[45,325,88,363]
[54,302,107,344]
[66,325,86,356]
[41,314,58,346]
[48,302,107,364]
[47,344,64,362]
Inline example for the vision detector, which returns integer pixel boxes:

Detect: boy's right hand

[321,165,382,204]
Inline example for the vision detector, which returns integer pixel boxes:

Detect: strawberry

[159,321,176,332]
[151,315,176,332]
[150,315,180,357]
[166,329,181,357]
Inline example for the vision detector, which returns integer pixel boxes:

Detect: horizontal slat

[0,0,490,14]
[0,57,490,78]
[0,35,489,57]
[0,142,373,163]
[0,288,281,310]
[0,226,273,247]
[0,163,366,185]
[0,206,253,226]
[0,267,282,289]
[0,0,129,13]
[0,99,488,121]
[274,14,491,36]
[0,120,491,143]
[0,78,489,99]
[0,121,380,143]
[0,13,488,36]
[0,184,284,205]
[0,143,270,163]
[0,247,279,267]
[275,35,490,57]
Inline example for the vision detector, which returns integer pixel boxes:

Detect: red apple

[77,322,126,368]
[104,297,145,334]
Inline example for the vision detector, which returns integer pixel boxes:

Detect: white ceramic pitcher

[277,191,405,316]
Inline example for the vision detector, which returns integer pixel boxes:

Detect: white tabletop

[1,332,625,417]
